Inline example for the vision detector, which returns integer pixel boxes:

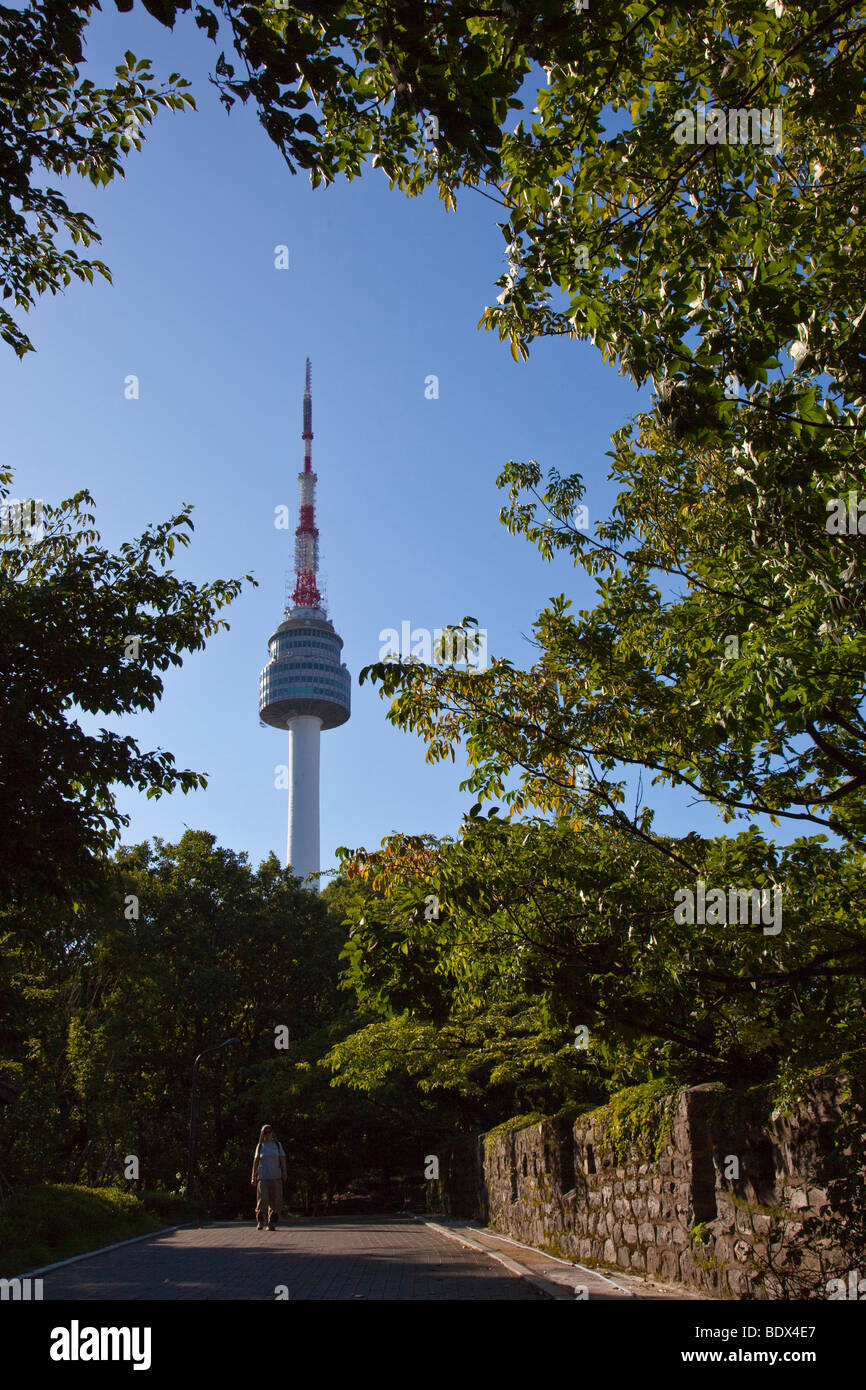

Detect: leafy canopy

[0,468,253,913]
[0,1,194,356]
[330,815,866,1094]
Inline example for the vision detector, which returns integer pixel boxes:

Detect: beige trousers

[256,1178,284,1222]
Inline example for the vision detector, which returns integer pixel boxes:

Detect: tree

[0,834,437,1210]
[0,0,530,353]
[324,0,866,848]
[0,0,194,356]
[330,815,866,1094]
[1,833,340,1188]
[165,0,866,448]
[10,2,864,425]
[0,469,252,915]
[356,408,866,847]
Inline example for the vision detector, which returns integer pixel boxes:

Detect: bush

[0,1183,207,1278]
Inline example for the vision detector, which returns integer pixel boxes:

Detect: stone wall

[429,1074,859,1298]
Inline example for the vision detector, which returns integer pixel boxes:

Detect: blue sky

[3,6,781,880]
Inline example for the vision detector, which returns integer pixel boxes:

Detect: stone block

[622,1222,638,1245]
[656,1224,672,1245]
[638,1222,656,1244]
[631,1249,646,1271]
[797,1247,825,1273]
[727,1268,751,1296]
[661,1249,680,1282]
[603,1239,616,1264]
[617,1246,630,1268]
[671,1224,688,1246]
[669,1114,687,1147]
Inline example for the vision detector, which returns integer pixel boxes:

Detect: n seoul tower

[259,359,350,888]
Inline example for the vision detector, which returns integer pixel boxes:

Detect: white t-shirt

[256,1140,285,1181]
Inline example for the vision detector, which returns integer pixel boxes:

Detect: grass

[0,1183,208,1278]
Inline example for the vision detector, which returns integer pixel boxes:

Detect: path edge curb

[413,1215,573,1301]
[13,1219,211,1282]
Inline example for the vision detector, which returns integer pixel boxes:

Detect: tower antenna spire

[293,357,320,609]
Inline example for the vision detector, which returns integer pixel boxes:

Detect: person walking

[251,1124,287,1231]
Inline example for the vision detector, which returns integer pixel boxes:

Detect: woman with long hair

[251,1124,287,1231]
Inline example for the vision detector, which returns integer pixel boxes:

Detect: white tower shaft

[287,714,323,885]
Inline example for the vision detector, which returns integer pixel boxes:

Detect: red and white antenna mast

[292,356,322,610]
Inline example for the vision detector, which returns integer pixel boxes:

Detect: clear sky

[3,7,783,880]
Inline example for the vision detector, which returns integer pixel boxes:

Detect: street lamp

[186,1037,241,1199]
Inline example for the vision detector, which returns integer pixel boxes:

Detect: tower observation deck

[258,359,350,887]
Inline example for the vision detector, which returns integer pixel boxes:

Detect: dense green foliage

[0,468,252,914]
[0,833,440,1216]
[0,1183,206,1278]
[327,818,866,1097]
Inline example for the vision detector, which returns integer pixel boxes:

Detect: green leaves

[0,832,368,1212]
[331,815,866,1092]
[0,475,254,913]
[0,8,195,355]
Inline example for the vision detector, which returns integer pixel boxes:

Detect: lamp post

[186,1037,241,1199]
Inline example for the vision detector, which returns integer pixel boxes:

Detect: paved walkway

[39,1216,545,1301]
[422,1217,707,1300]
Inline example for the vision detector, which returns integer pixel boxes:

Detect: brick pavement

[39,1216,544,1301]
